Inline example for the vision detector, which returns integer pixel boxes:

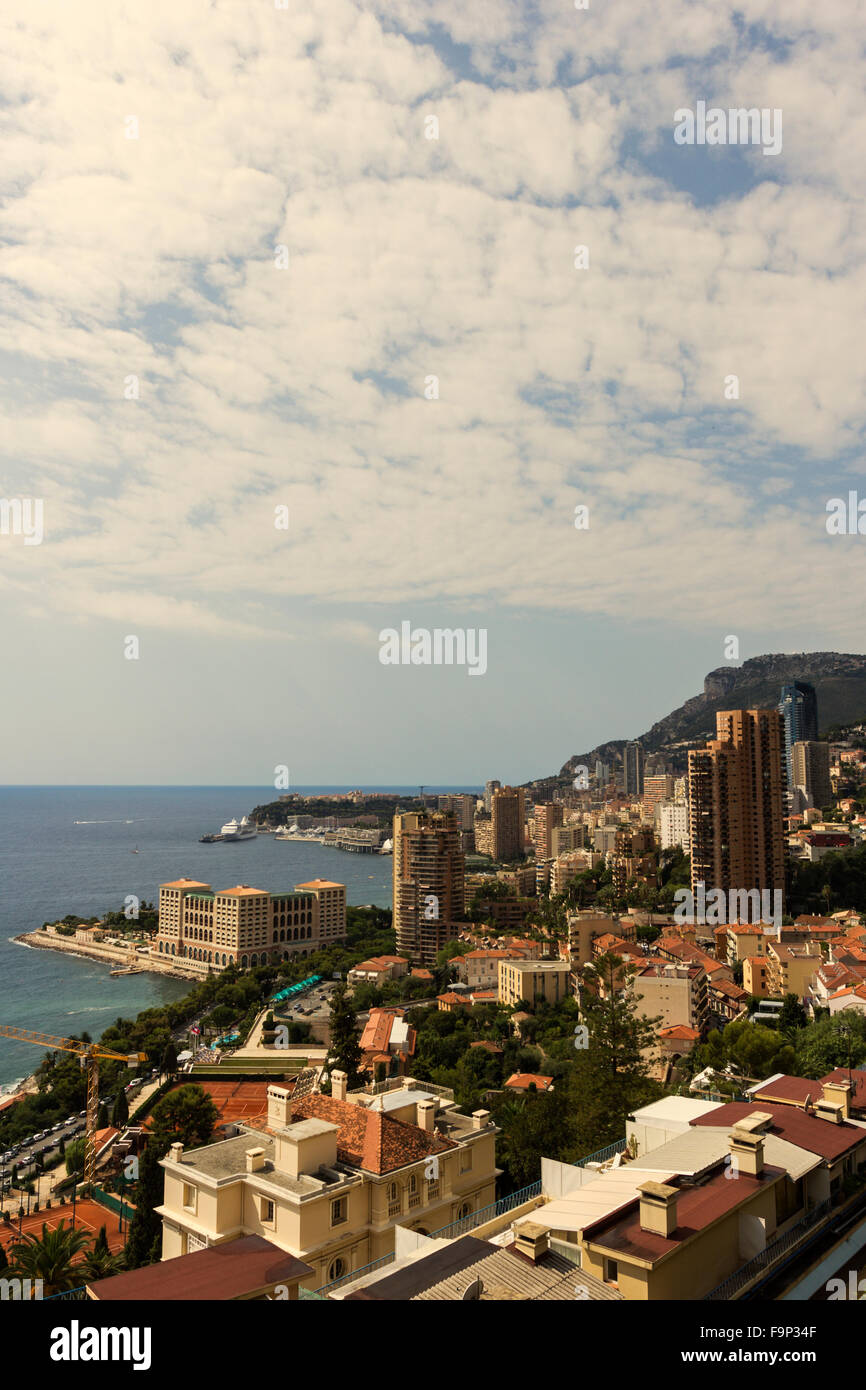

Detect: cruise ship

[220,815,257,842]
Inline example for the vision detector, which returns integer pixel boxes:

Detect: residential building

[764,940,822,1001]
[551,823,585,855]
[792,740,832,811]
[156,877,346,973]
[393,811,465,964]
[347,955,409,986]
[157,1076,499,1288]
[688,709,787,909]
[657,801,689,852]
[644,774,675,808]
[631,960,707,1032]
[498,958,571,1007]
[491,786,525,861]
[533,802,564,860]
[88,1235,313,1301]
[359,1008,417,1076]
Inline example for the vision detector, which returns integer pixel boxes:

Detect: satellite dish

[461,1276,483,1301]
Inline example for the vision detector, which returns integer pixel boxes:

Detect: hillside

[554,652,866,783]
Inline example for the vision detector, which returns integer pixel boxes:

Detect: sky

[0,0,864,785]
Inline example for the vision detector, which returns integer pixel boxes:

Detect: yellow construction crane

[0,1027,147,1188]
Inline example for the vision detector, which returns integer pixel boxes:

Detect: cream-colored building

[156,877,346,973]
[157,1075,499,1291]
[498,958,571,1007]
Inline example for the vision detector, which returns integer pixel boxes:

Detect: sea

[0,785,479,1090]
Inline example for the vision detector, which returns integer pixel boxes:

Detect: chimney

[637,1181,679,1237]
[729,1128,765,1177]
[246,1147,267,1173]
[331,1070,348,1103]
[513,1220,551,1264]
[417,1098,437,1132]
[168,1142,184,1164]
[472,1109,490,1131]
[267,1085,291,1129]
[814,1100,844,1125]
[821,1080,851,1119]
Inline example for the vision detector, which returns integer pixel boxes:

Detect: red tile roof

[291,1094,456,1174]
[583,1167,783,1263]
[691,1102,866,1161]
[505,1073,554,1091]
[90,1235,312,1300]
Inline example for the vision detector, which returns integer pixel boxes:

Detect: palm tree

[7,1220,93,1295]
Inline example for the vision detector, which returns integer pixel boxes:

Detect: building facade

[688,709,787,909]
[393,810,466,963]
[156,877,346,972]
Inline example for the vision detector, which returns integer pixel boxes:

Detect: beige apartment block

[567,913,616,968]
[492,787,526,861]
[498,958,572,1007]
[157,1075,499,1290]
[156,877,346,973]
[764,941,822,1000]
[532,802,564,860]
[631,961,707,1032]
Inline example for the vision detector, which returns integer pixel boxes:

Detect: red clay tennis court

[0,1199,127,1255]
[149,1077,278,1130]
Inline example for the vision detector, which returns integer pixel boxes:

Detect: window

[387,1181,401,1217]
[331,1197,347,1227]
[182,1183,197,1213]
[260,1197,275,1225]
[328,1256,347,1283]
[605,1258,618,1283]
[459,1147,473,1174]
[408,1173,421,1209]
[457,1201,472,1220]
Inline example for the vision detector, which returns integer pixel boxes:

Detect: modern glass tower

[778,682,819,783]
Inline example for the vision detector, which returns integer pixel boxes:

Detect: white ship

[220,815,257,842]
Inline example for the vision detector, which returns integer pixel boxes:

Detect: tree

[327,986,363,1089]
[124,1145,164,1269]
[148,1085,219,1158]
[778,994,807,1037]
[96,1102,109,1130]
[577,952,664,1137]
[111,1088,129,1129]
[160,1043,178,1077]
[64,1138,86,1178]
[8,1220,92,1295]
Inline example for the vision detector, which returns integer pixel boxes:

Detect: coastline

[12,930,200,982]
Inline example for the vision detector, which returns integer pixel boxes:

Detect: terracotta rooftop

[582,1166,784,1263]
[295,879,344,889]
[505,1073,554,1091]
[691,1102,866,1162]
[291,1094,457,1174]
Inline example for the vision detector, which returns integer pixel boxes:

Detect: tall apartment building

[643,774,674,807]
[779,682,819,784]
[792,740,832,810]
[437,794,476,830]
[393,810,465,963]
[156,877,346,972]
[657,801,690,852]
[491,786,525,861]
[688,709,787,908]
[623,741,646,797]
[483,780,501,812]
[533,802,564,860]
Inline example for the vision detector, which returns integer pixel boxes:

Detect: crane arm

[0,1024,146,1064]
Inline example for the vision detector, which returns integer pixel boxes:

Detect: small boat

[131,846,139,854]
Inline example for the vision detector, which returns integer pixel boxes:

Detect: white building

[657,801,690,852]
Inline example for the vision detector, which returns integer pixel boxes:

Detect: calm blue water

[0,786,478,1088]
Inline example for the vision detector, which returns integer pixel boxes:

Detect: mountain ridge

[554,651,866,783]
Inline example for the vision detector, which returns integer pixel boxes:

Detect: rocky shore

[13,929,200,981]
